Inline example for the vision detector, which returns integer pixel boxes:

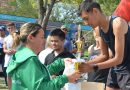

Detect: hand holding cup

[78,62,93,73]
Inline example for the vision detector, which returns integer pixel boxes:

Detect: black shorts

[106,68,130,90]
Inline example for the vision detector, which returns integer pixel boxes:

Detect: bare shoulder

[113,17,128,35]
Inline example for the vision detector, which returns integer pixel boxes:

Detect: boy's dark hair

[0,26,6,31]
[7,22,15,27]
[49,28,65,41]
[78,1,102,16]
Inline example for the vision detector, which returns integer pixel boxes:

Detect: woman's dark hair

[78,1,102,16]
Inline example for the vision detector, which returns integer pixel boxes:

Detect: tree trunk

[42,0,55,30]
[37,0,55,31]
[37,0,45,25]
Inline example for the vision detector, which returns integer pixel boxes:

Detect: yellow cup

[74,62,81,71]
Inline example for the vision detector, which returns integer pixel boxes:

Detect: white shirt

[3,35,13,67]
[38,48,53,64]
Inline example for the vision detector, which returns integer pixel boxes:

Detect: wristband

[93,64,99,72]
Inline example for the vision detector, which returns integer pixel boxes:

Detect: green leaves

[62,0,82,5]
[8,1,17,6]
[96,0,120,15]
[0,0,120,21]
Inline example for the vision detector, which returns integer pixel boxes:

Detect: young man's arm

[97,17,128,69]
[87,28,109,64]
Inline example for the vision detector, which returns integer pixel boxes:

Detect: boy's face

[7,26,16,33]
[50,36,64,51]
[0,30,5,37]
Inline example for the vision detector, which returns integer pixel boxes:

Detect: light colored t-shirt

[3,35,13,67]
[38,48,53,64]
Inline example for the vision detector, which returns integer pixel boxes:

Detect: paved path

[0,77,8,90]
[0,65,8,90]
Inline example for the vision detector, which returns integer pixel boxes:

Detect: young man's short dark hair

[78,1,102,16]
[49,28,65,41]
[0,26,6,31]
[7,22,15,27]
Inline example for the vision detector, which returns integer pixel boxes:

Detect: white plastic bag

[63,59,87,90]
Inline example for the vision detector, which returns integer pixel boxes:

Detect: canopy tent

[66,24,92,31]
[62,23,92,40]
[0,14,37,35]
[0,14,37,29]
[0,14,37,23]
[80,25,92,31]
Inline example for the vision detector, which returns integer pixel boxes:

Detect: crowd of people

[0,0,130,90]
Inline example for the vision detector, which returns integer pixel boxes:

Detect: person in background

[78,1,130,90]
[61,25,77,54]
[114,0,130,22]
[0,26,6,76]
[6,23,81,90]
[87,27,109,84]
[40,28,75,76]
[38,35,53,64]
[87,27,101,60]
[3,22,16,86]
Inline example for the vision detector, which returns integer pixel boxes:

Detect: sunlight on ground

[0,77,8,90]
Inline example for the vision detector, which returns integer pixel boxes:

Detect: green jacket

[7,46,68,90]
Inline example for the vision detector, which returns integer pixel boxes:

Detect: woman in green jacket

[6,23,81,90]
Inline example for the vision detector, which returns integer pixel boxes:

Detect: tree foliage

[49,0,120,24]
[62,0,82,5]
[96,0,120,15]
[0,0,37,18]
[49,3,81,23]
[0,0,120,26]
